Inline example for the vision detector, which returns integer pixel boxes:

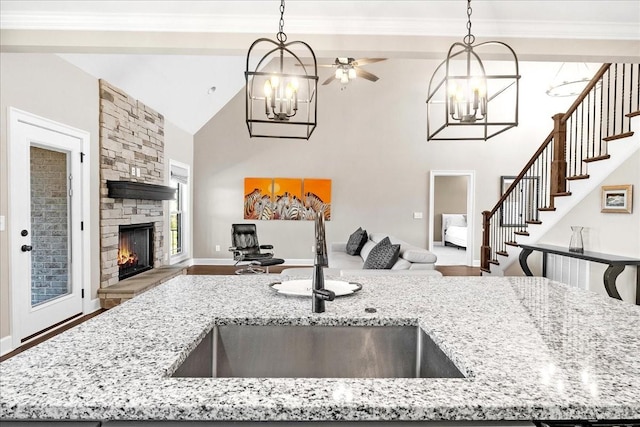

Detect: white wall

[193,60,579,261]
[524,151,640,303]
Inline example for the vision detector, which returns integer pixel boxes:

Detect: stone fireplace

[99,79,167,289]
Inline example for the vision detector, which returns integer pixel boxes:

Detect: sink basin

[172,325,464,379]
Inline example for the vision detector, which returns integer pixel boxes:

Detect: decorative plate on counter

[269,279,362,297]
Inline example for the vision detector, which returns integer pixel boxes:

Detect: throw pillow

[345,227,368,255]
[363,237,400,269]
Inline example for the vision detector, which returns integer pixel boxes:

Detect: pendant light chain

[463,0,475,46]
[276,0,287,43]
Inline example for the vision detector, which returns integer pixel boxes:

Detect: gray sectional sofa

[327,232,442,276]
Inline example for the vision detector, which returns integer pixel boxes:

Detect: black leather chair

[229,224,284,274]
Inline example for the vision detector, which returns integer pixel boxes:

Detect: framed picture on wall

[601,184,633,213]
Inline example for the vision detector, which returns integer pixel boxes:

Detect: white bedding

[445,225,467,248]
[442,213,467,249]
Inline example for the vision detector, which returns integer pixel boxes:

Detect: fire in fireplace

[118,223,154,280]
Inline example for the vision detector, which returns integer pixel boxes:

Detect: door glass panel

[30,146,70,307]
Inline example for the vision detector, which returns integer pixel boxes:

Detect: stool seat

[235,257,285,274]
[251,258,285,267]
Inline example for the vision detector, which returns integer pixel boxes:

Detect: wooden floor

[1,263,480,361]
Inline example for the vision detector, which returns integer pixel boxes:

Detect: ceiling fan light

[335,68,343,79]
[340,73,349,84]
[348,67,357,80]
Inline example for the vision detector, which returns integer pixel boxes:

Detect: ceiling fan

[319,57,386,85]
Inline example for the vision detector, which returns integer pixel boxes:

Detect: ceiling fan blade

[322,75,337,85]
[353,58,387,66]
[355,68,379,82]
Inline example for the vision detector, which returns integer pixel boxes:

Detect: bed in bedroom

[442,213,468,249]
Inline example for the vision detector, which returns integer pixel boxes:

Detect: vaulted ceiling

[2,1,639,134]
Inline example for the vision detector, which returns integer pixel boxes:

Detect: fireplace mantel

[107,180,176,201]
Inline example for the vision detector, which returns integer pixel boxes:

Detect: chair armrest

[260,244,274,250]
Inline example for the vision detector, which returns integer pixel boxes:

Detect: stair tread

[584,154,611,162]
[496,251,509,257]
[567,174,590,181]
[489,260,500,266]
[538,207,556,211]
[480,267,491,273]
[526,220,542,224]
[552,192,572,197]
[603,131,633,142]
[514,231,530,236]
[505,241,519,247]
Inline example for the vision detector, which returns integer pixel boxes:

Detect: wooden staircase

[481,63,640,275]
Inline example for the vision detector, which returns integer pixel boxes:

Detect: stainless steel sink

[172,325,464,379]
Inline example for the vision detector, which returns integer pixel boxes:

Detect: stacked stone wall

[99,80,165,288]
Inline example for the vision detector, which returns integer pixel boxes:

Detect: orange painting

[244,178,274,220]
[303,178,332,220]
[243,177,331,220]
[272,178,303,220]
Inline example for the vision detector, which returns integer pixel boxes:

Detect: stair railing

[481,63,640,272]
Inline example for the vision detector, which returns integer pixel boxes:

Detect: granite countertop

[1,275,640,422]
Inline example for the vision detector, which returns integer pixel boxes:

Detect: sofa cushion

[345,227,368,255]
[390,258,412,270]
[359,239,378,261]
[401,249,437,264]
[363,237,400,269]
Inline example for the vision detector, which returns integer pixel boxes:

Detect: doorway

[8,108,90,349]
[428,170,475,266]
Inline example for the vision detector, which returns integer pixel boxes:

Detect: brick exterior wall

[30,147,69,305]
[99,80,166,288]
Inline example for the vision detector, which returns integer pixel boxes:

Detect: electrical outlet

[215,245,221,252]
[311,245,315,253]
[413,212,423,219]
[131,166,136,175]
[0,215,5,231]
[136,168,141,177]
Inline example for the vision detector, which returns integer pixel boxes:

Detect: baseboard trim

[192,258,314,266]
[84,297,102,313]
[0,335,13,356]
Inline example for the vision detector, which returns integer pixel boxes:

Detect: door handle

[21,245,33,252]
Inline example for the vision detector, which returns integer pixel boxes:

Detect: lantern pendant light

[427,0,520,141]
[245,0,319,139]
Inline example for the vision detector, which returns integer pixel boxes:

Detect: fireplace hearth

[118,223,154,280]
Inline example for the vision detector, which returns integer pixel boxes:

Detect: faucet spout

[312,212,333,313]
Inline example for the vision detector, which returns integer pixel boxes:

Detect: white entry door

[9,109,86,345]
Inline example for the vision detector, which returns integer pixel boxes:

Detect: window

[169,161,189,262]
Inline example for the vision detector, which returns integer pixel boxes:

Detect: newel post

[550,113,567,202]
[481,210,491,271]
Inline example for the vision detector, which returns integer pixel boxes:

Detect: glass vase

[569,226,584,253]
